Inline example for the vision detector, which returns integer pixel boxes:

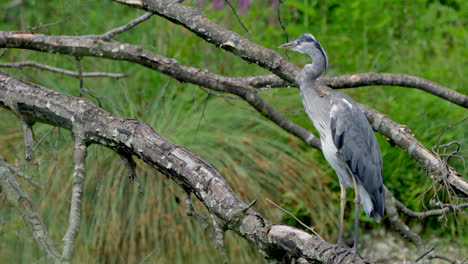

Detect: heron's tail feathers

[369,187,385,223]
[359,184,385,223]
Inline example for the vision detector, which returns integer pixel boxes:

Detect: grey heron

[279,33,384,253]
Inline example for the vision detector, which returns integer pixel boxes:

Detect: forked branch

[0,156,60,263]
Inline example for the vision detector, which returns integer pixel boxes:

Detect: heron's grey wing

[328,92,384,219]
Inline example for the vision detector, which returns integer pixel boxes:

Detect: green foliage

[0,0,466,263]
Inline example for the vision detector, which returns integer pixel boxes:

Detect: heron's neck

[300,48,327,86]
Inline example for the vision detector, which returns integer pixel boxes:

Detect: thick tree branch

[0,156,60,263]
[0,61,127,78]
[0,71,365,263]
[319,74,467,108]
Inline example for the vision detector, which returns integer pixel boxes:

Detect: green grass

[0,0,467,263]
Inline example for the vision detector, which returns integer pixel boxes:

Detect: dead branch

[227,74,467,109]
[0,156,60,263]
[1,157,41,189]
[384,187,464,264]
[61,135,87,261]
[20,119,34,160]
[319,73,467,108]
[27,17,70,31]
[0,71,365,263]
[81,12,153,40]
[0,61,127,78]
[112,0,299,82]
[394,194,467,219]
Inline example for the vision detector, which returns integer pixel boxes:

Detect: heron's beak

[278,41,298,49]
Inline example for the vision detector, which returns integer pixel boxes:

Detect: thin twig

[198,86,241,100]
[223,0,249,34]
[31,127,56,154]
[415,244,436,262]
[4,0,21,9]
[28,17,70,31]
[82,12,153,40]
[429,253,462,264]
[266,198,323,240]
[275,0,289,59]
[0,158,59,262]
[0,61,127,78]
[0,154,41,189]
[394,195,468,219]
[385,187,425,249]
[75,57,84,96]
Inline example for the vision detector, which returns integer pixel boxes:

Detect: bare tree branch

[0,71,366,263]
[2,158,41,189]
[393,194,467,219]
[0,156,60,263]
[20,119,34,161]
[224,74,467,109]
[0,61,127,78]
[428,253,464,264]
[112,0,467,109]
[82,12,153,40]
[319,73,467,108]
[61,135,87,261]
[27,17,70,31]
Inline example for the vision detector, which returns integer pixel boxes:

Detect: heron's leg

[337,183,346,245]
[351,176,361,253]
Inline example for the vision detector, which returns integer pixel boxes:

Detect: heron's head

[278,33,328,70]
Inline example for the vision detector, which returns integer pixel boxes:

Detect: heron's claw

[322,243,360,262]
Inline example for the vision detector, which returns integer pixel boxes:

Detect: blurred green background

[0,0,466,263]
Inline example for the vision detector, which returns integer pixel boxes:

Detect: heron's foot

[323,243,360,262]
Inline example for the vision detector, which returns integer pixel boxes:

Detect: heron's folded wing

[329,92,384,216]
